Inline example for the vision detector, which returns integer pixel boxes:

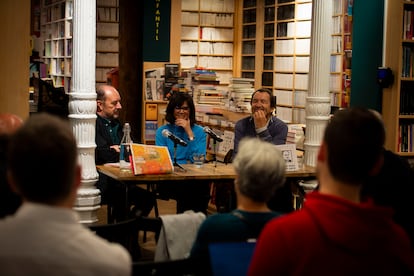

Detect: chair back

[155,211,206,261]
[208,241,256,276]
[132,258,200,276]
[89,217,140,260]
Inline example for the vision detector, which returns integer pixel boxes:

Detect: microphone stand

[212,139,217,168]
[173,141,186,172]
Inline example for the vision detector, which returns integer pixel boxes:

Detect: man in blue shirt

[233,88,288,156]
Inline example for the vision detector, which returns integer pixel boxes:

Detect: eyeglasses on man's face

[175,106,189,111]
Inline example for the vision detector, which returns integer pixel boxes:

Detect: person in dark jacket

[95,85,154,220]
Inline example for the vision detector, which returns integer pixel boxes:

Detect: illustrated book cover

[130,143,174,175]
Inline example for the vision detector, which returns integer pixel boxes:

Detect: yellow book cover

[145,103,158,121]
[130,143,174,175]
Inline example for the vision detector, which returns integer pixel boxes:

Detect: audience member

[248,107,414,275]
[0,113,23,218]
[95,84,154,220]
[155,92,209,213]
[0,113,131,275]
[362,110,414,248]
[190,137,286,273]
[233,88,287,156]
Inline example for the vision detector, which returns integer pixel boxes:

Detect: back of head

[0,113,23,136]
[233,137,286,202]
[7,113,78,204]
[324,107,385,184]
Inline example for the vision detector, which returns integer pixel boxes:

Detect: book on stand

[130,143,174,175]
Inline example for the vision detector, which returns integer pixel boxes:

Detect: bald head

[0,113,23,135]
[96,85,122,120]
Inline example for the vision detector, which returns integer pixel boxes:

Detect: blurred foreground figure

[0,113,131,275]
[0,113,23,218]
[249,107,414,275]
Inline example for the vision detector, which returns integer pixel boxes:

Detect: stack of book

[189,67,229,107]
[228,78,255,113]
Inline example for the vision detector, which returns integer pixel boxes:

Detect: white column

[69,0,101,223]
[304,0,332,167]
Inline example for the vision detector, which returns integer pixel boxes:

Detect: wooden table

[96,163,317,220]
[97,163,316,182]
[97,162,237,182]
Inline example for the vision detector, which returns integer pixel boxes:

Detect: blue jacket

[156,123,206,164]
[234,115,288,156]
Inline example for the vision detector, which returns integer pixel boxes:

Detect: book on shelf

[145,121,158,141]
[130,143,173,175]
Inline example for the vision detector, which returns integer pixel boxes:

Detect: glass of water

[193,153,205,168]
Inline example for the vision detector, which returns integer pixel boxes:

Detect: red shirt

[248,192,414,275]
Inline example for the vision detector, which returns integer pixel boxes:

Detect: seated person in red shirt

[249,107,414,275]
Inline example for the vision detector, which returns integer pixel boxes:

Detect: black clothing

[362,150,414,248]
[0,135,21,218]
[95,115,154,220]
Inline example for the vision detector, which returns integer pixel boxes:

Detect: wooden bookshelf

[273,0,312,124]
[41,0,73,93]
[238,0,311,124]
[96,0,119,86]
[180,0,235,85]
[330,0,352,108]
[383,1,414,155]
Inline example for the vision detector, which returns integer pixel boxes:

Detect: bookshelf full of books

[180,0,235,85]
[238,0,354,123]
[96,0,119,87]
[382,0,414,155]
[41,0,73,93]
[330,0,352,108]
[238,0,312,124]
[273,0,312,124]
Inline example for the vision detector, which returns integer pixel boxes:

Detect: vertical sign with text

[143,0,171,62]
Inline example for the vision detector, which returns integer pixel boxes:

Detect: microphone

[203,126,223,142]
[162,129,188,147]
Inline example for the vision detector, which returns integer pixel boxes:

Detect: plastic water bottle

[119,122,133,172]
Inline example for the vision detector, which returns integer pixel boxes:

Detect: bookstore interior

[27,0,414,161]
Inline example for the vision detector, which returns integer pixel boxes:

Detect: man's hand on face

[253,109,267,129]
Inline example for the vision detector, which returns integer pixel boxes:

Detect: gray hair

[233,137,286,202]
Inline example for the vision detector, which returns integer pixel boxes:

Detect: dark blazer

[95,115,123,165]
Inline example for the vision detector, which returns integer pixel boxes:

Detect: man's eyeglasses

[175,106,189,111]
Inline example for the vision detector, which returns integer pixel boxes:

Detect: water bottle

[119,122,133,172]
